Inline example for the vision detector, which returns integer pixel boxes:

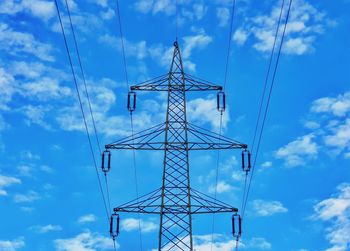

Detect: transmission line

[63,0,102,155]
[54,1,116,249]
[242,0,293,218]
[234,0,293,249]
[62,0,114,217]
[236,1,293,249]
[114,0,143,250]
[240,0,286,220]
[210,1,236,250]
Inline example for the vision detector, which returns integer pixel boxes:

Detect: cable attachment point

[110,213,120,239]
[232,214,242,238]
[217,91,226,114]
[127,91,136,113]
[101,150,111,174]
[241,149,251,173]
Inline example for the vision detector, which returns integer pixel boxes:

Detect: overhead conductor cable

[237,0,293,250]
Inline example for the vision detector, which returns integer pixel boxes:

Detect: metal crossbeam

[131,73,222,92]
[114,188,237,215]
[106,123,247,151]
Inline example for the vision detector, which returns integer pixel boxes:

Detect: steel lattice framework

[106,41,247,250]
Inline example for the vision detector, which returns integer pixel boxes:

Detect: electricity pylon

[105,41,247,250]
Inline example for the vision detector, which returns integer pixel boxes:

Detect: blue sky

[0,0,350,250]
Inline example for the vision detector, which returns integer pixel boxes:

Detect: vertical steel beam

[158,41,193,251]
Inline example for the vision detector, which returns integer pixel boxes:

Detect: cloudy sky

[0,0,350,250]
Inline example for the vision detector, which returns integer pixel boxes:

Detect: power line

[54,2,116,249]
[62,0,114,217]
[63,0,102,155]
[114,1,143,250]
[239,1,293,239]
[236,2,293,250]
[240,0,287,218]
[115,0,129,88]
[210,1,237,250]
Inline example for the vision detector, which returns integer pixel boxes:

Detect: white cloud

[187,96,229,130]
[181,3,208,21]
[16,165,33,177]
[182,33,212,59]
[134,0,153,13]
[0,175,21,196]
[100,8,114,20]
[135,0,175,16]
[209,181,233,194]
[304,120,320,129]
[0,237,25,251]
[99,35,147,59]
[275,134,318,167]
[192,3,207,20]
[30,224,62,234]
[251,199,288,217]
[276,91,350,165]
[233,29,249,45]
[261,161,272,168]
[14,190,41,203]
[234,0,334,55]
[77,214,97,224]
[311,92,350,117]
[21,105,52,130]
[20,150,40,160]
[0,23,55,61]
[324,119,350,150]
[54,231,117,251]
[50,5,103,34]
[90,0,108,8]
[153,0,175,15]
[0,0,55,21]
[153,234,271,251]
[99,30,212,72]
[0,67,16,110]
[21,77,72,101]
[216,7,230,27]
[313,183,350,251]
[122,218,157,233]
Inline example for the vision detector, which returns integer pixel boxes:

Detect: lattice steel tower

[105,41,248,250]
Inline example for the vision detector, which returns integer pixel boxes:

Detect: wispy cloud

[99,29,212,72]
[122,218,157,233]
[0,237,25,251]
[208,181,233,194]
[0,175,21,196]
[29,224,62,234]
[0,23,55,61]
[152,234,271,251]
[275,91,350,166]
[216,7,230,27]
[311,92,350,117]
[134,0,208,22]
[251,199,288,217]
[77,214,97,224]
[313,183,350,251]
[13,190,41,203]
[54,231,117,251]
[275,134,318,167]
[187,96,229,130]
[233,0,335,55]
[0,0,56,21]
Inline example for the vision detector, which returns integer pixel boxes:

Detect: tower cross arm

[130,73,223,92]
